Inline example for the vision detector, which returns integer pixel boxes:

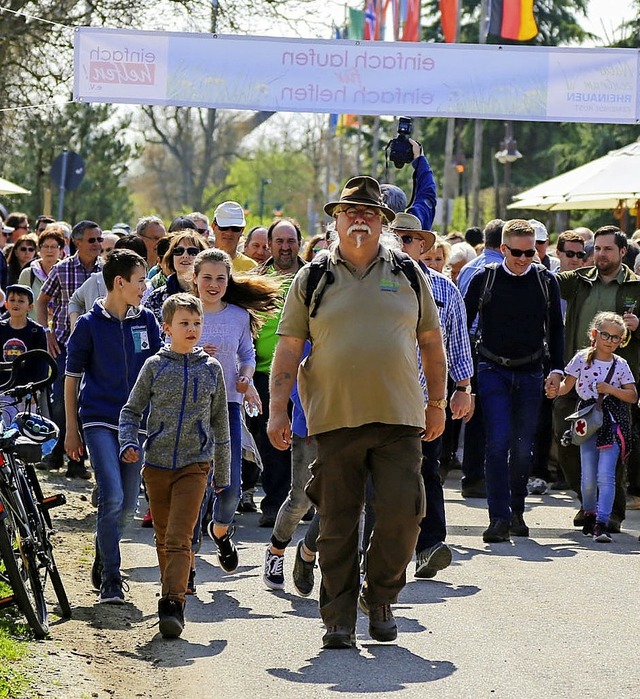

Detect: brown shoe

[359,595,397,642]
[322,625,356,649]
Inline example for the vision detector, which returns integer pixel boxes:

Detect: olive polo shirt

[575,267,625,352]
[277,245,440,436]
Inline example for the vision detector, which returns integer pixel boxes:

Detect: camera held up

[386,117,414,169]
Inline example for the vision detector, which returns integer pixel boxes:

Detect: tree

[7,102,136,226]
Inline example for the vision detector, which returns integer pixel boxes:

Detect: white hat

[528,219,548,242]
[214,201,246,228]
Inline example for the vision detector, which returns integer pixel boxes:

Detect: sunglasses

[217,225,243,233]
[172,246,200,257]
[84,236,104,244]
[505,245,536,258]
[400,235,420,245]
[562,250,586,259]
[17,246,36,253]
[596,329,623,343]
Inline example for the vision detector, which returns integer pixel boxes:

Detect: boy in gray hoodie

[119,293,230,638]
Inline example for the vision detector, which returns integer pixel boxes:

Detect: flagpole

[441,0,461,234]
[470,0,489,227]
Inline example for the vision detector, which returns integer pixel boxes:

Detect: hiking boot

[415,542,452,579]
[186,568,196,595]
[258,512,276,528]
[66,459,91,480]
[263,546,285,590]
[482,519,510,543]
[209,524,238,573]
[461,479,486,498]
[527,478,548,495]
[593,521,612,543]
[91,535,102,590]
[573,508,586,527]
[141,507,153,528]
[322,626,356,649]
[237,491,257,513]
[158,598,184,639]
[582,512,596,536]
[99,577,128,604]
[510,512,530,537]
[292,540,315,596]
[365,601,397,642]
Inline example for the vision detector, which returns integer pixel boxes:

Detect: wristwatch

[455,385,472,394]
[427,398,447,410]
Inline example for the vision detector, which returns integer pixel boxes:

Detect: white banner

[74,28,640,124]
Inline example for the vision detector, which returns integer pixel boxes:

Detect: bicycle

[0,349,71,638]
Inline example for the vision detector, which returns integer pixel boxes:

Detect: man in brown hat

[391,213,473,578]
[267,176,447,649]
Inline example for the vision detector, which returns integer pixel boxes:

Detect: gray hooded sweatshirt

[119,346,230,487]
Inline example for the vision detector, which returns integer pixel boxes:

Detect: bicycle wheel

[46,547,71,619]
[0,494,48,638]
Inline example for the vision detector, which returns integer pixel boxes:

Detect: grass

[0,571,32,698]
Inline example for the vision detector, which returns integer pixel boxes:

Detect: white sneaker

[263,547,285,590]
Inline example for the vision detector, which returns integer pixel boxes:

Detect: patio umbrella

[508,140,640,213]
[0,176,31,196]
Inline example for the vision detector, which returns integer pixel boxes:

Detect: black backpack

[303,249,422,318]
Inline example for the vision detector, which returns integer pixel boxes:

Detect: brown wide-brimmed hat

[389,212,436,252]
[324,176,396,223]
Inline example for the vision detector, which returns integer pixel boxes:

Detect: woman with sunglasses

[18,228,65,320]
[6,232,39,285]
[144,230,209,330]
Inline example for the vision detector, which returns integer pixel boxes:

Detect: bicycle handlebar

[0,350,58,399]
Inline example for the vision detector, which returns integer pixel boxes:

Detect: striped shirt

[419,264,474,399]
[40,254,103,345]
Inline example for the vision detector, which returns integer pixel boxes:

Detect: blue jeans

[580,435,619,523]
[477,361,544,522]
[85,426,142,582]
[193,403,242,545]
[416,436,447,552]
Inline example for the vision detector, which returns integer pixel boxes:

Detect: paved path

[119,476,640,699]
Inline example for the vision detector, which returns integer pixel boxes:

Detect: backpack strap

[476,262,499,347]
[389,249,422,318]
[304,253,334,318]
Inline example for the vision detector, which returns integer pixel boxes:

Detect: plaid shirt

[40,254,103,345]
[418,264,474,400]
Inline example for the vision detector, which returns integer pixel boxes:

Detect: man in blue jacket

[64,249,162,604]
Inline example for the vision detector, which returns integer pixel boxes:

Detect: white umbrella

[0,176,31,196]
[508,140,640,212]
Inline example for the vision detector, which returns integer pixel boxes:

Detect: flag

[488,0,538,41]
[401,0,420,42]
[328,113,338,134]
[337,114,359,136]
[348,8,365,39]
[440,0,458,43]
[364,0,377,40]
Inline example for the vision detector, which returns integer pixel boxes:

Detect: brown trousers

[143,462,210,604]
[305,423,425,630]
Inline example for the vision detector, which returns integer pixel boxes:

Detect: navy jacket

[66,300,162,430]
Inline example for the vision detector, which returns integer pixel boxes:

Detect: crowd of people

[0,143,639,648]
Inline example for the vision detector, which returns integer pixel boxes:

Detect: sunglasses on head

[562,250,586,259]
[17,246,36,252]
[84,236,104,244]
[217,225,243,233]
[172,246,200,257]
[505,245,536,258]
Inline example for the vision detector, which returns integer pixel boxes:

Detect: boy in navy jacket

[65,250,162,604]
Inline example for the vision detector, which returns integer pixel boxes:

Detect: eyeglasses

[83,236,104,244]
[40,244,61,251]
[17,246,36,253]
[505,245,536,258]
[596,329,623,343]
[400,235,420,245]
[561,250,586,259]
[337,207,381,221]
[172,246,200,257]
[216,225,243,233]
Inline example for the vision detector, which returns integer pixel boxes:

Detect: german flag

[488,0,538,41]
